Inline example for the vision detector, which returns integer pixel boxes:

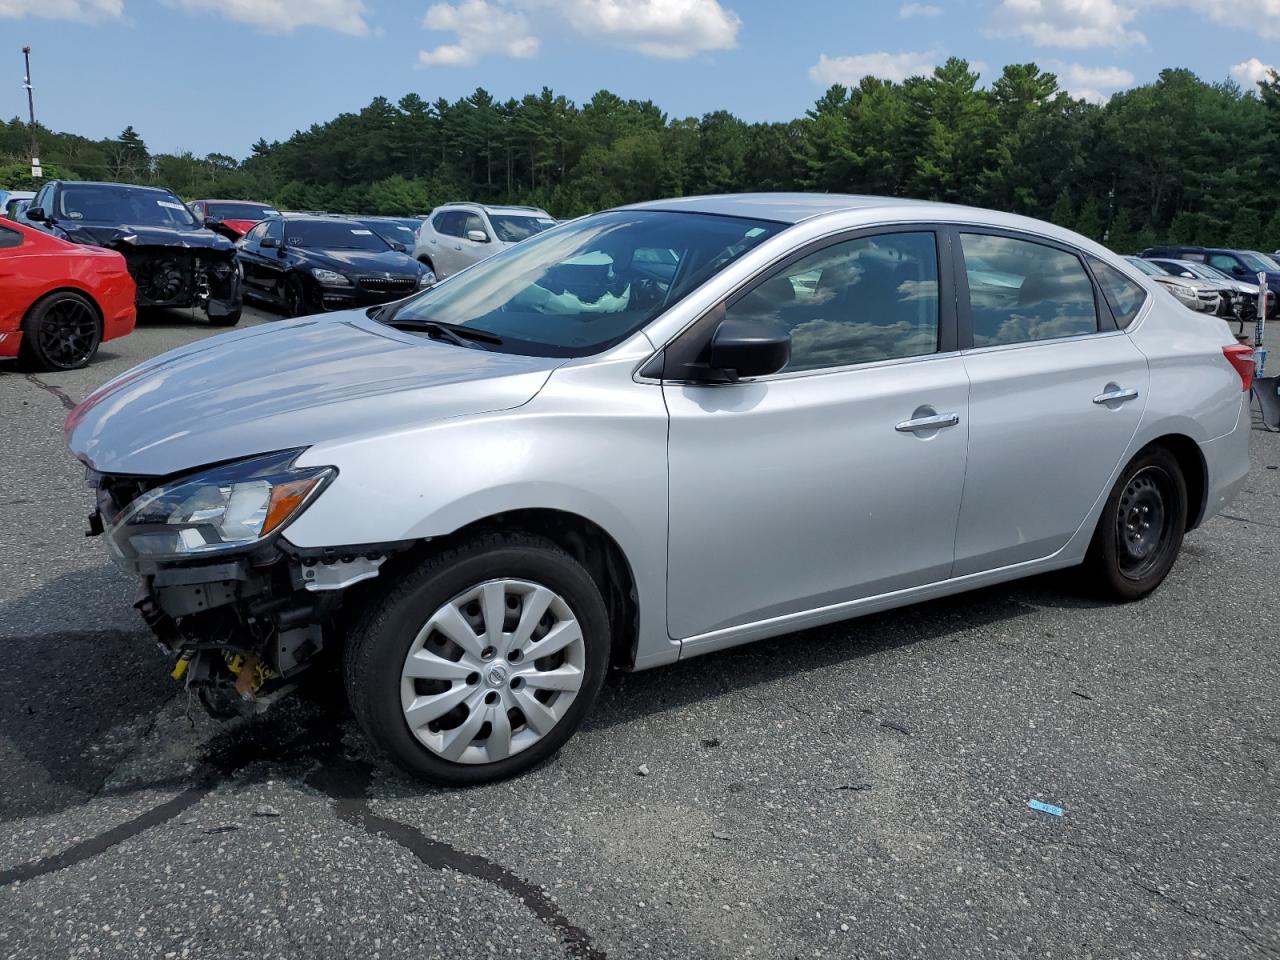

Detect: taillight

[1223,344,1255,392]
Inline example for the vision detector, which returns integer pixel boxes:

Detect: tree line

[3,59,1279,252]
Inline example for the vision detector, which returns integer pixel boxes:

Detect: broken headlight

[107,450,335,563]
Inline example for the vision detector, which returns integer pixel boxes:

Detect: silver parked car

[413,201,556,280]
[67,194,1254,785]
[1125,256,1222,313]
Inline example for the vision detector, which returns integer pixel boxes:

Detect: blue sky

[2,0,1277,159]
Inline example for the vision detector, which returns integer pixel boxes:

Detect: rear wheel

[344,532,610,785]
[1085,446,1187,601]
[18,291,102,371]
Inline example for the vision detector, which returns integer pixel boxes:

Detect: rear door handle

[895,413,960,433]
[1093,387,1139,405]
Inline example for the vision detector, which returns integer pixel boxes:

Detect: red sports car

[0,218,136,370]
[189,199,279,240]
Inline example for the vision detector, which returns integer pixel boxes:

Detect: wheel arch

[381,508,641,669]
[1145,433,1208,530]
[25,284,105,327]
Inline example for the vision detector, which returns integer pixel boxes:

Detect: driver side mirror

[466,229,490,243]
[1232,265,1249,276]
[706,316,791,381]
[390,240,407,253]
[260,236,277,248]
[25,206,46,222]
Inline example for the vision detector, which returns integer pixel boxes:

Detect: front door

[952,230,1149,575]
[663,229,971,640]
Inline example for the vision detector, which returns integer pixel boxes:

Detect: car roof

[55,180,173,193]
[621,192,974,225]
[434,202,551,216]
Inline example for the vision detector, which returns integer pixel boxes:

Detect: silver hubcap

[400,578,586,765]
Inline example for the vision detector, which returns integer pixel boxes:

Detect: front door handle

[1093,387,1139,405]
[895,412,960,433]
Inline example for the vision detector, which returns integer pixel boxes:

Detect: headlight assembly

[417,269,436,288]
[311,268,351,285]
[107,450,335,564]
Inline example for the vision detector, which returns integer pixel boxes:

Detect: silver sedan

[68,194,1254,785]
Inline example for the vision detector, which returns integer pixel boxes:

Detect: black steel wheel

[18,291,102,371]
[1086,446,1187,601]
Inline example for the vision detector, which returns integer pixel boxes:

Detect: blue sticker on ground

[1028,799,1065,817]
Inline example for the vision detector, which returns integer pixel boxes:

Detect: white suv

[414,202,555,279]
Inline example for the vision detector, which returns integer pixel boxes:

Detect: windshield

[359,219,417,246]
[286,220,392,251]
[1242,251,1280,272]
[386,210,784,357]
[57,185,197,227]
[208,201,277,220]
[1126,257,1164,277]
[489,214,557,244]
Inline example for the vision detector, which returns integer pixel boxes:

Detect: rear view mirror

[707,316,791,381]
[466,229,490,243]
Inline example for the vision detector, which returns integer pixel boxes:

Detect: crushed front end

[118,245,242,320]
[85,451,398,717]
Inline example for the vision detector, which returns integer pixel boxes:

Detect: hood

[60,221,236,254]
[300,247,421,275]
[66,311,562,476]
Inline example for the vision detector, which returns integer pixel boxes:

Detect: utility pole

[22,46,41,178]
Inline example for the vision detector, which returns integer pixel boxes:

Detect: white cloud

[1188,0,1280,40]
[562,0,741,59]
[989,0,1145,48]
[1231,56,1277,87]
[1055,61,1135,101]
[899,2,943,16]
[170,0,369,35]
[809,50,940,86]
[0,0,121,20]
[419,0,539,65]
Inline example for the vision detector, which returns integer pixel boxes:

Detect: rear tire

[1085,446,1187,601]
[17,291,102,371]
[344,532,610,785]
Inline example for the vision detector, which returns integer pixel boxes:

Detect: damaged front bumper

[118,245,242,318]
[85,463,403,715]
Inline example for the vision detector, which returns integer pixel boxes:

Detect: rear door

[428,211,461,277]
[664,227,971,641]
[952,229,1149,576]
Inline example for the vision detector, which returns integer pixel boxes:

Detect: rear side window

[0,224,22,249]
[960,233,1098,347]
[726,230,939,373]
[1090,258,1148,328]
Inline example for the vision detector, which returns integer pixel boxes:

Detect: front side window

[262,219,283,244]
[1208,253,1241,273]
[725,231,939,373]
[1090,257,1148,328]
[433,211,461,237]
[961,234,1098,347]
[461,213,487,239]
[244,221,268,243]
[384,210,783,358]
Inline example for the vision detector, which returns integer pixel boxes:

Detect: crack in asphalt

[22,373,77,412]
[1132,880,1280,957]
[306,758,606,960]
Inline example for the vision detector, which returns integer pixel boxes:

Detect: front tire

[1085,446,1187,601]
[17,291,102,371]
[208,305,242,327]
[344,533,610,785]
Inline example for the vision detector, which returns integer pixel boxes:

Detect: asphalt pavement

[1,306,1278,959]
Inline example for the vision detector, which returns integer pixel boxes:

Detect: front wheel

[1085,446,1187,601]
[208,305,242,327]
[344,533,610,785]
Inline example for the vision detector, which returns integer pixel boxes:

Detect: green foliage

[2,62,1277,251]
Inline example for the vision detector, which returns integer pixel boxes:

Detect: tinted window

[263,220,283,243]
[433,211,461,237]
[489,214,554,243]
[388,210,782,358]
[961,234,1098,347]
[56,184,197,228]
[1090,258,1148,328]
[0,224,22,249]
[1208,253,1241,272]
[285,219,389,251]
[726,231,939,373]
[207,201,277,220]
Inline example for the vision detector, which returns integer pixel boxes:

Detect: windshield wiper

[385,317,504,347]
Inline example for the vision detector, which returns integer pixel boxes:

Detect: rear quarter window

[1090,258,1149,328]
[0,224,22,248]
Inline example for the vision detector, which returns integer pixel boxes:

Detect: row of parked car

[1,179,1275,371]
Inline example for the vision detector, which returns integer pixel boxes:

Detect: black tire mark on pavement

[0,784,213,886]
[23,374,77,412]
[307,759,606,960]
